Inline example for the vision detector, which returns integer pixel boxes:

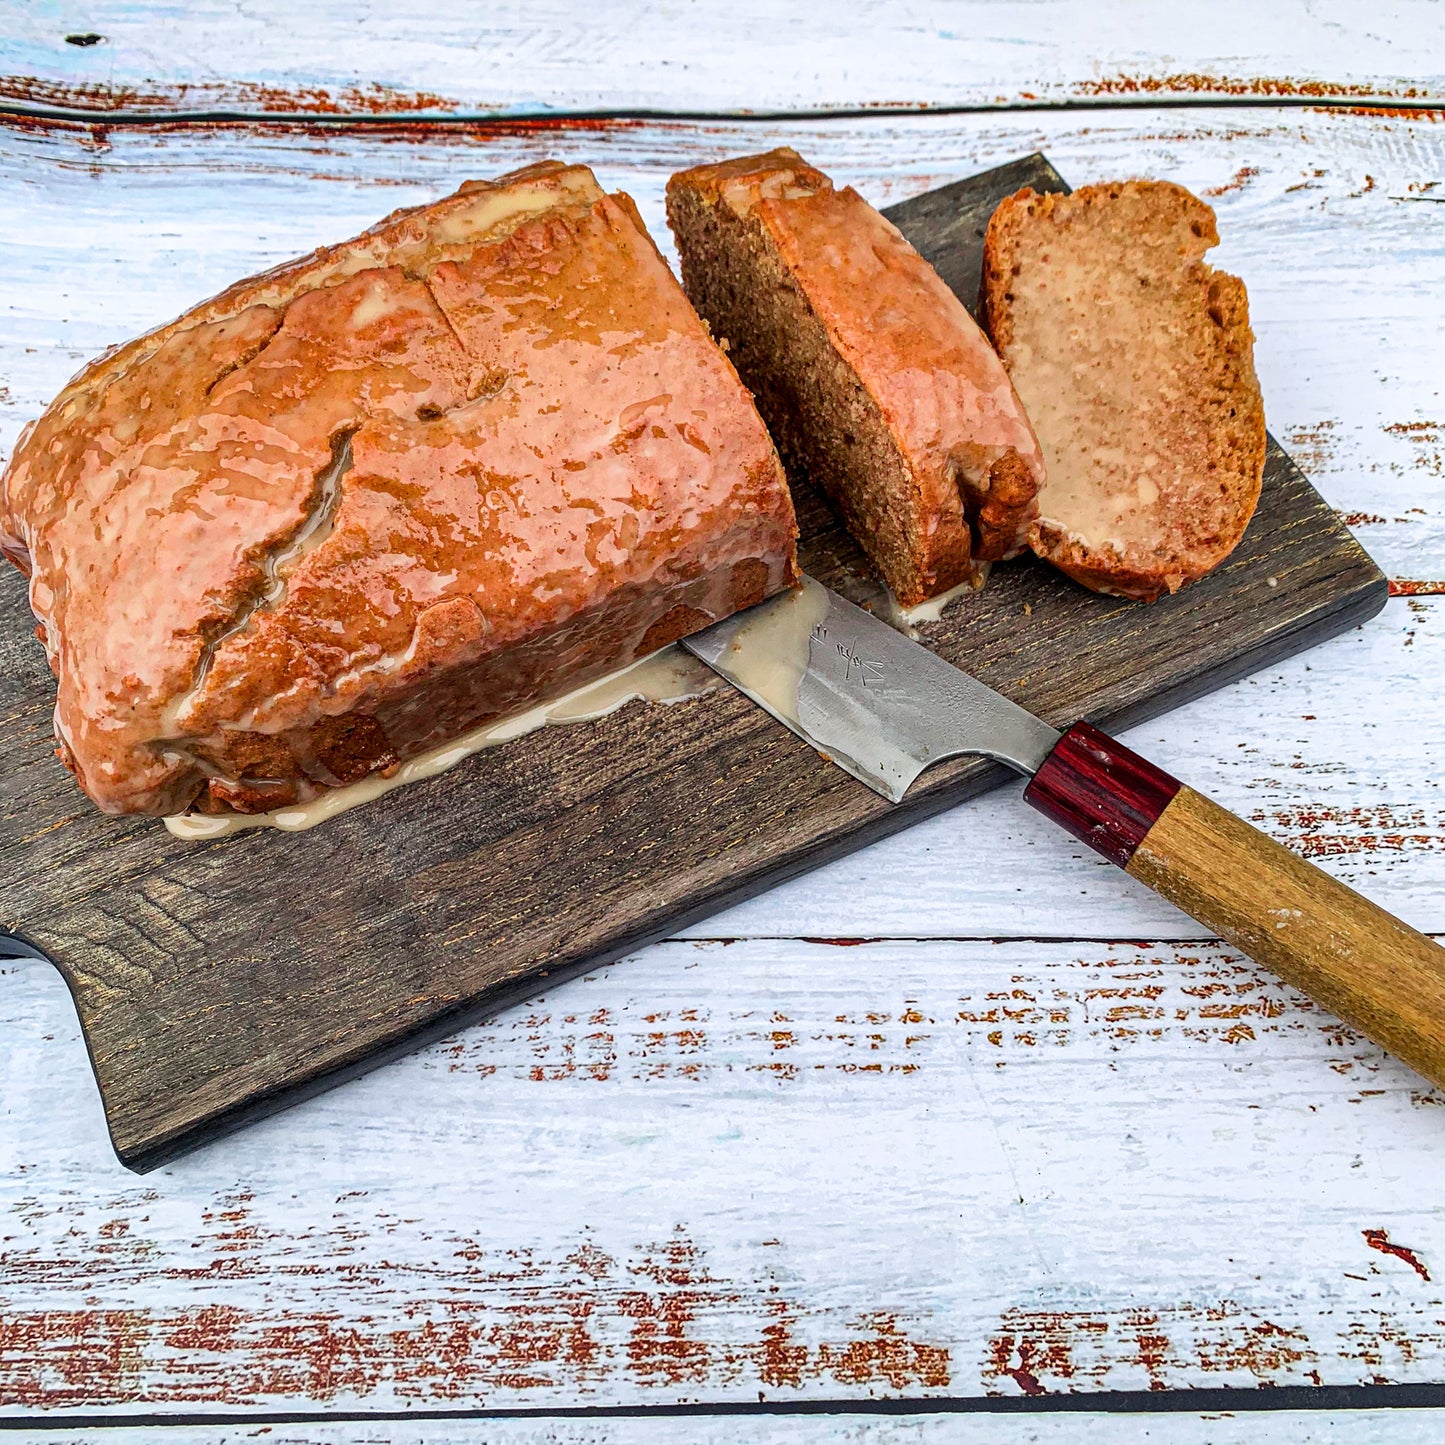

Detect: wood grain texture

[1024,722,1182,868]
[8,931,1445,1410]
[0,94,1441,1424]
[0,152,1385,1172]
[1127,785,1445,1095]
[17,1413,1445,1443]
[2,0,1443,116]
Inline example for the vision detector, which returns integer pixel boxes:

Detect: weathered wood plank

[2,108,1439,586]
[15,1410,1445,1442]
[7,933,1445,1409]
[2,0,1443,116]
[2,98,1442,1421]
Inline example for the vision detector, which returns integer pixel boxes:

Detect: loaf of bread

[667,149,1045,607]
[981,180,1266,600]
[1,161,798,817]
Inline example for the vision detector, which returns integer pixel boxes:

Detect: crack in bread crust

[160,425,357,743]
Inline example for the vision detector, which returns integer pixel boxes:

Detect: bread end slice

[982,180,1266,601]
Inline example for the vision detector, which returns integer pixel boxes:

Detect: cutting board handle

[1025,721,1445,1091]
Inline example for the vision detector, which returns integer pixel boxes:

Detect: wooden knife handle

[1025,722,1445,1090]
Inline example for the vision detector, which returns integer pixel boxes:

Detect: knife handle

[1025,722,1445,1091]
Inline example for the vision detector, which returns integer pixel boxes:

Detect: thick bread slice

[981,180,1266,601]
[667,149,1045,607]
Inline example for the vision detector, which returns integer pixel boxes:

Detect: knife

[683,576,1445,1092]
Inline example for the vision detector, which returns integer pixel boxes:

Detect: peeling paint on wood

[1,1,1442,117]
[7,935,1445,1409]
[984,1305,1323,1394]
[1364,1229,1432,1281]
[0,75,461,116]
[0,1230,950,1406]
[1,12,1444,1422]
[428,943,1360,1074]
[1070,73,1438,102]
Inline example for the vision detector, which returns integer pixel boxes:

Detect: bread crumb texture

[982,179,1266,601]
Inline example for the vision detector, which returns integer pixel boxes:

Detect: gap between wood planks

[682,933,1445,950]
[0,96,1442,128]
[12,1382,1445,1429]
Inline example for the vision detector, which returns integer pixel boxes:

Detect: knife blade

[683,575,1445,1097]
[682,575,1056,802]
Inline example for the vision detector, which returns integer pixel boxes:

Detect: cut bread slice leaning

[667,149,1046,608]
[982,179,1267,601]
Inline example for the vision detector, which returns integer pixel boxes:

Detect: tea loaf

[1,161,798,816]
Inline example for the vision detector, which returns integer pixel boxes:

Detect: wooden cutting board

[0,154,1387,1172]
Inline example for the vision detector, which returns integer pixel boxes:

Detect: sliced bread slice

[667,149,1045,607]
[981,180,1266,601]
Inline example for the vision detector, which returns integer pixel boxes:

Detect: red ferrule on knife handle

[1023,722,1183,868]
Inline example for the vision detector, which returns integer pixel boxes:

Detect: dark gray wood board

[0,154,1387,1172]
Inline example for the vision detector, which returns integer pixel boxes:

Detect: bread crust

[981,180,1266,602]
[2,163,798,816]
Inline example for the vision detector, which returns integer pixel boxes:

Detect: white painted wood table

[2,3,1444,1440]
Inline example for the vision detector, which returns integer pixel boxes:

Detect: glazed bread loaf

[667,149,1045,607]
[982,180,1266,600]
[1,161,798,817]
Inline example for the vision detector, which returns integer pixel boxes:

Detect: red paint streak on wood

[1380,422,1445,496]
[1364,1228,1432,1281]
[1331,106,1445,121]
[0,1220,950,1407]
[618,1231,729,1386]
[1203,165,1259,196]
[756,1300,811,1388]
[433,952,1336,1077]
[0,111,647,154]
[0,75,462,115]
[817,1314,950,1389]
[1258,804,1445,857]
[1071,73,1433,101]
[1285,420,1337,477]
[0,1309,147,1403]
[983,1304,1316,1395]
[986,1312,1102,1394]
[1197,1315,1315,1377]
